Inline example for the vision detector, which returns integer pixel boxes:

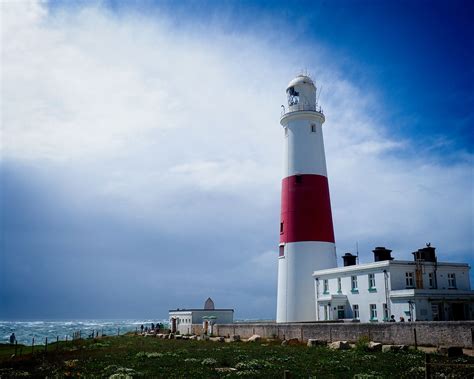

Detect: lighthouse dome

[286,74,317,110]
[286,75,315,90]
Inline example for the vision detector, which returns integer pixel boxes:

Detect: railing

[281,103,324,117]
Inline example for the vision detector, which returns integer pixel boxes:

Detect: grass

[0,335,473,378]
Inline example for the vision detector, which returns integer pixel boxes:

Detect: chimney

[342,253,357,266]
[372,247,393,262]
[412,243,437,262]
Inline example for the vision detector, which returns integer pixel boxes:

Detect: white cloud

[1,1,472,317]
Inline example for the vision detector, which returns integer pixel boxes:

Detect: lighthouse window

[279,245,285,257]
[280,222,284,234]
[287,86,299,106]
[311,124,316,133]
[295,175,302,184]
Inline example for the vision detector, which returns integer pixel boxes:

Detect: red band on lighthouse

[280,174,335,244]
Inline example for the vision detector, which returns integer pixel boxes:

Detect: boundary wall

[191,322,474,348]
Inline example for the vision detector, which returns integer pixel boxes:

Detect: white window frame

[370,304,377,320]
[405,272,414,288]
[353,304,359,319]
[323,279,329,294]
[428,272,434,288]
[351,275,358,291]
[447,273,456,289]
[368,273,376,289]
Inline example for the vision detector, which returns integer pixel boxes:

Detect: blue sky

[1,0,473,320]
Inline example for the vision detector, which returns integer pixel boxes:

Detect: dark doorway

[452,303,466,321]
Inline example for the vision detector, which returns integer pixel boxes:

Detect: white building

[313,246,474,322]
[169,298,233,335]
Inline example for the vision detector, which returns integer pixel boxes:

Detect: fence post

[413,328,418,349]
[300,327,303,342]
[31,337,35,355]
[425,354,431,379]
[45,337,48,353]
[14,341,17,356]
[284,369,291,379]
[117,327,120,336]
[56,336,59,351]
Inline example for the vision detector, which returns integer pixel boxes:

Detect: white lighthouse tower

[276,75,337,323]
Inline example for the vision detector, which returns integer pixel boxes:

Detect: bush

[355,336,370,352]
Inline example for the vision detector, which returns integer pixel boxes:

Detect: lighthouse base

[276,241,337,323]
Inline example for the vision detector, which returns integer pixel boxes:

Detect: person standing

[9,333,16,345]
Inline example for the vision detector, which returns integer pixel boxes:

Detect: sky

[1,0,473,320]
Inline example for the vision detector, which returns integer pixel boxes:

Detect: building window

[279,245,285,257]
[448,273,456,289]
[353,304,359,319]
[383,303,389,321]
[323,279,329,294]
[280,222,284,234]
[311,124,316,133]
[370,304,377,320]
[368,273,376,290]
[337,277,342,293]
[351,276,358,292]
[428,273,435,289]
[405,272,414,288]
[337,305,345,319]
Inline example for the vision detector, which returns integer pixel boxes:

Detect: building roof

[168,309,234,312]
[313,259,470,277]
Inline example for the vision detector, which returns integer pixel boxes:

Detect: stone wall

[212,321,474,348]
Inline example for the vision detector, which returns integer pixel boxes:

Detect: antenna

[356,242,359,265]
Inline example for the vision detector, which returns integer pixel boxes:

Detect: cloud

[1,1,472,319]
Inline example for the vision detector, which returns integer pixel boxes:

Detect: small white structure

[313,246,474,322]
[169,298,233,335]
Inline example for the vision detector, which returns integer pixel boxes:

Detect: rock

[247,334,261,343]
[215,367,237,373]
[307,339,327,347]
[328,341,350,350]
[189,335,197,340]
[437,346,464,357]
[210,337,225,342]
[367,342,382,351]
[156,334,163,339]
[230,334,240,342]
[287,338,300,346]
[182,336,189,340]
[281,340,288,346]
[175,335,183,340]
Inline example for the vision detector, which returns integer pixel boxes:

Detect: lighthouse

[276,75,337,323]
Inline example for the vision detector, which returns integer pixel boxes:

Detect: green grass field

[0,335,472,378]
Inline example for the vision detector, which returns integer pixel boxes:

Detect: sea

[0,320,169,346]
